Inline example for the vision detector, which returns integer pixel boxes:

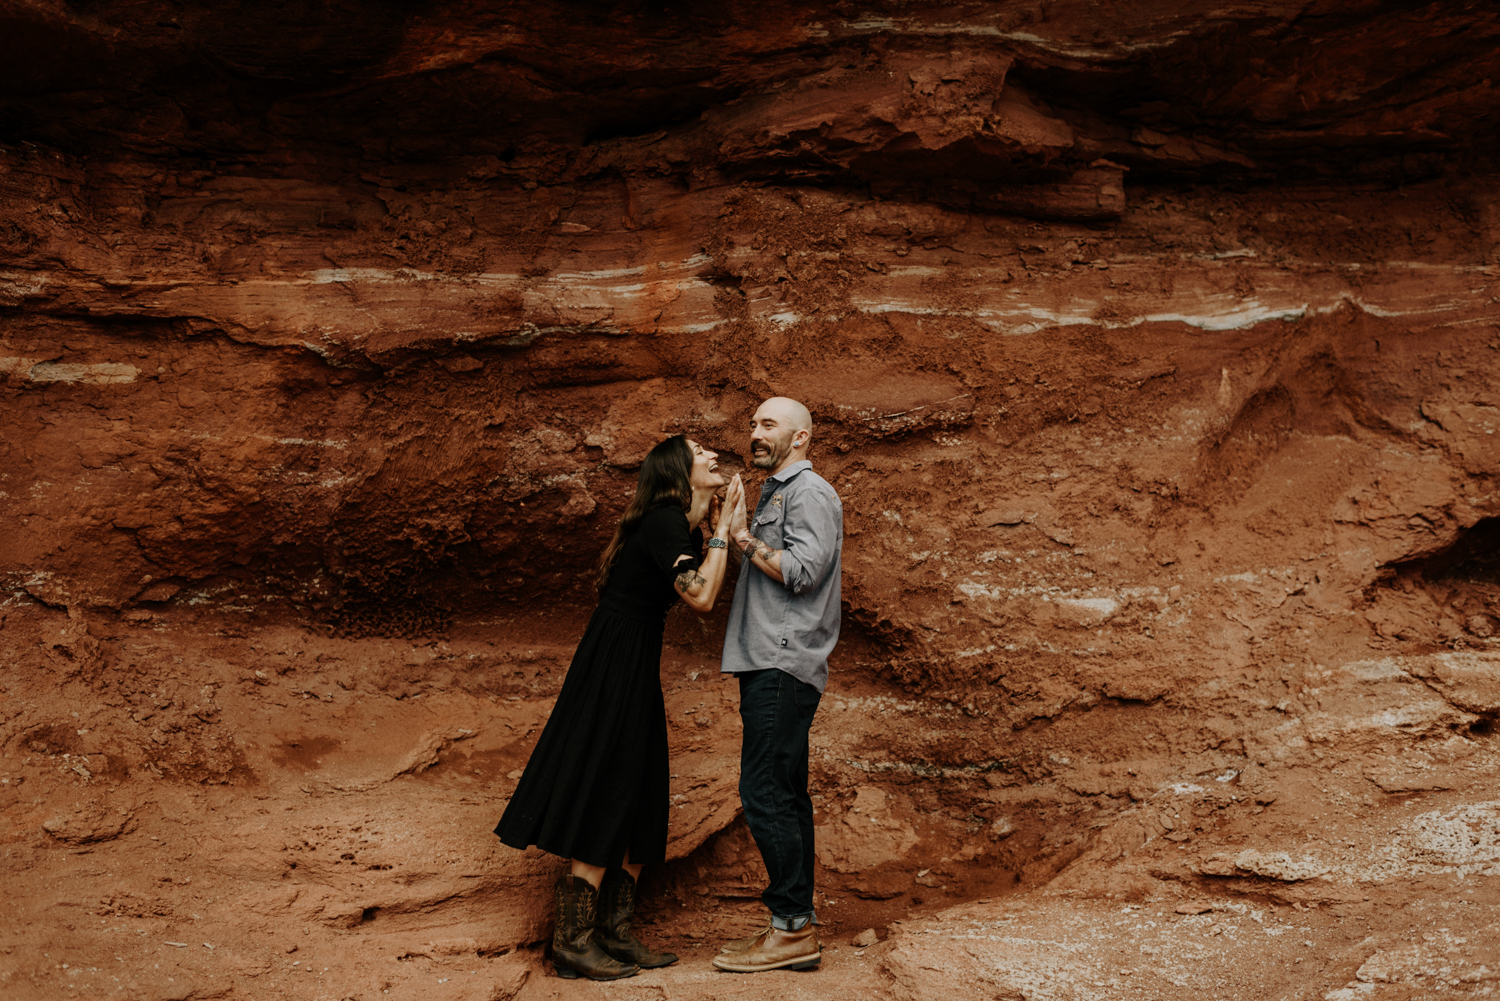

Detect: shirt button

[780,639,787,647]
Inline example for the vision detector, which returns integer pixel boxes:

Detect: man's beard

[749,435,791,470]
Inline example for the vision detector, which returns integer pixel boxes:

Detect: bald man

[713,397,843,974]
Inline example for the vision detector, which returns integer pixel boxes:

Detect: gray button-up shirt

[720,460,843,693]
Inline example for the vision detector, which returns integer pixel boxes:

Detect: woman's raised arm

[675,475,743,613]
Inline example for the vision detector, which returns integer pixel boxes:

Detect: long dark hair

[595,435,693,593]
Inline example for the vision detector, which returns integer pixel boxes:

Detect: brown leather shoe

[718,922,773,955]
[711,924,821,973]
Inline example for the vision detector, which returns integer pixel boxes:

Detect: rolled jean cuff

[771,910,818,931]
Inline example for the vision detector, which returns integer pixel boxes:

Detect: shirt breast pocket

[754,504,785,545]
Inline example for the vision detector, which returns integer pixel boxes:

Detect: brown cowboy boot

[551,873,639,981]
[596,868,678,968]
[711,923,821,973]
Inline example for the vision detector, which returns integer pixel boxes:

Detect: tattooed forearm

[736,534,785,583]
[675,568,709,592]
[741,537,776,562]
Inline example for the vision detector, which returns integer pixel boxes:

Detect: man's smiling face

[749,402,797,471]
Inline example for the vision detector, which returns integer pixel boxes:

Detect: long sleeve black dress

[494,505,702,867]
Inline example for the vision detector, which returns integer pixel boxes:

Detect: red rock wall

[3,2,1500,991]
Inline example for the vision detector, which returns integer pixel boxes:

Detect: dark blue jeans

[738,668,822,924]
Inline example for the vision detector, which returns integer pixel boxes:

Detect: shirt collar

[766,459,812,483]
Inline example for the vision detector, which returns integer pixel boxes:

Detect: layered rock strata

[3,2,1500,999]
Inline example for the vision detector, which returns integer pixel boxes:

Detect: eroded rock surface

[3,2,1500,999]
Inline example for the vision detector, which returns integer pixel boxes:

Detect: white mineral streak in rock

[1232,850,1331,881]
[845,260,1488,335]
[0,359,139,383]
[1355,926,1499,986]
[46,248,1494,356]
[0,356,41,377]
[1053,596,1120,622]
[1406,801,1500,867]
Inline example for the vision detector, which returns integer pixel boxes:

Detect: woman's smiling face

[686,439,727,491]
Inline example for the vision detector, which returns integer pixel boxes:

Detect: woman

[494,435,744,981]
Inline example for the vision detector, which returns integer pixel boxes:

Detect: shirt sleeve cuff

[779,550,810,593]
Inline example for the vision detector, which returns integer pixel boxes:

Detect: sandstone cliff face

[3,3,1500,999]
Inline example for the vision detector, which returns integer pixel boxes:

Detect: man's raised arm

[734,484,840,593]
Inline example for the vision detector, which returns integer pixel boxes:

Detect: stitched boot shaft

[552,874,638,981]
[596,868,679,968]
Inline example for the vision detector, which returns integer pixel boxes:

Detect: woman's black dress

[494,505,702,867]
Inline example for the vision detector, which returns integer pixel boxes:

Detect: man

[712,397,843,974]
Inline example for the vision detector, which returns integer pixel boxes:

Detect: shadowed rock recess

[3,2,1500,998]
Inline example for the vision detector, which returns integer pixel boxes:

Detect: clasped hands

[705,474,746,543]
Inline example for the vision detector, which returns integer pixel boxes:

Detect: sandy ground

[4,608,1498,1001]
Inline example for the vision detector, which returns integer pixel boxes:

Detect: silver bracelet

[706,537,727,549]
